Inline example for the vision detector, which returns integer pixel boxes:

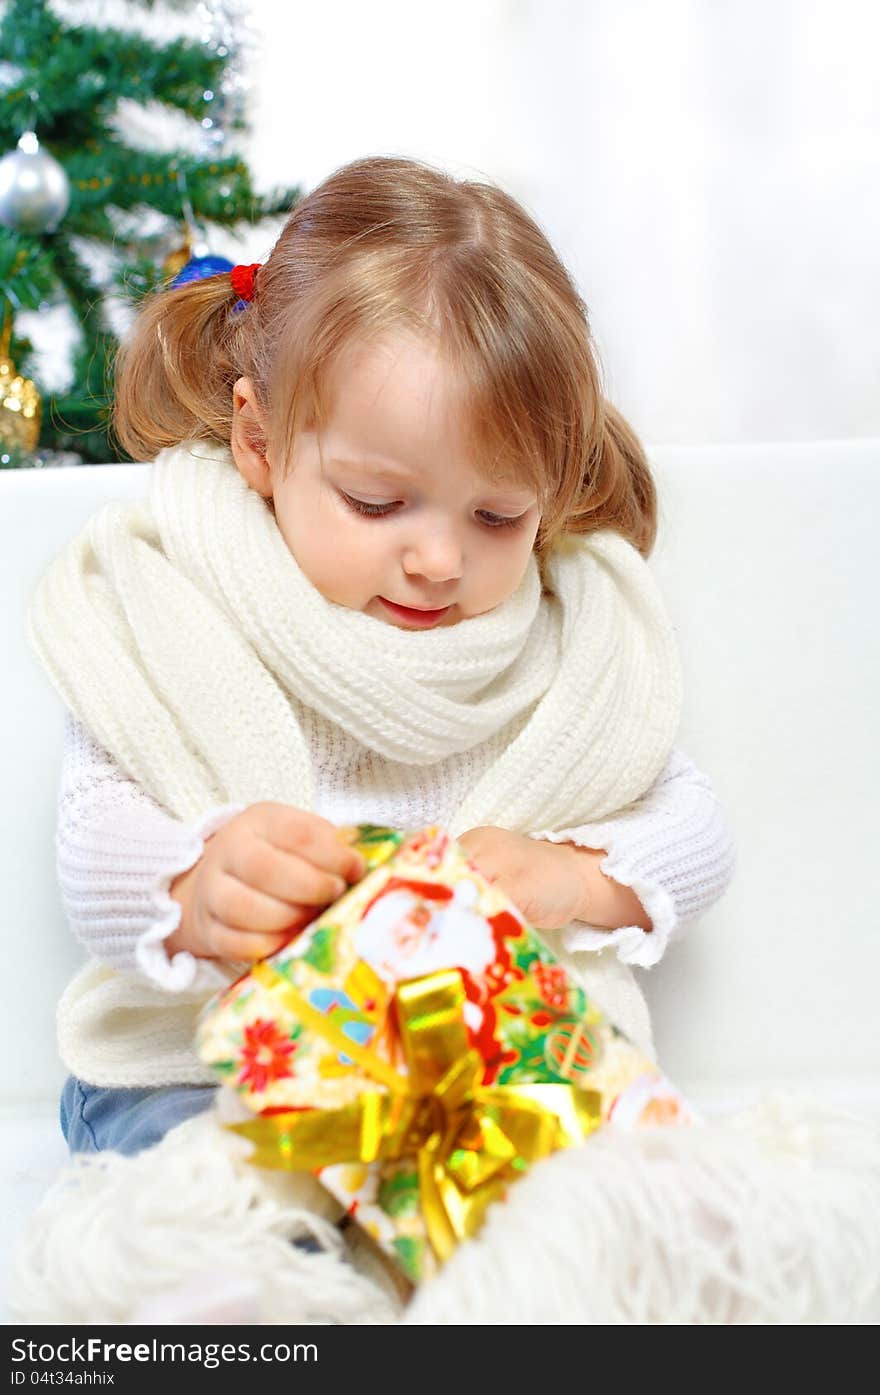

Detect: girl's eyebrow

[328,457,536,498]
[328,457,417,481]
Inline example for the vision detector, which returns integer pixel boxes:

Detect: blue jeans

[59,1075,333,1253]
[60,1075,216,1157]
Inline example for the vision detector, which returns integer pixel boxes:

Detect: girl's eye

[477,510,525,530]
[339,492,524,531]
[339,493,400,519]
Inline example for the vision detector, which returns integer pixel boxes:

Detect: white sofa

[2,441,878,1309]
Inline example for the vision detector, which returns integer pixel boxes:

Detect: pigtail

[110,272,245,463]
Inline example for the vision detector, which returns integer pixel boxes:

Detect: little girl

[28,155,734,1187]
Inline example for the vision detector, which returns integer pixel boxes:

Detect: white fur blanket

[10,1091,880,1325]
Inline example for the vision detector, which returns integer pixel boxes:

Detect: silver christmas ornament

[0,132,71,234]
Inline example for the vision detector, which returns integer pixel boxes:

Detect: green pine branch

[1,1,231,138]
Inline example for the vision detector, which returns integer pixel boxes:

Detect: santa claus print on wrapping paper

[352,865,524,1085]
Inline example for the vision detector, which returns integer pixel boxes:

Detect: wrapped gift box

[196,823,693,1284]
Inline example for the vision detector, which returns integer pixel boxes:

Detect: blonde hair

[112,154,657,559]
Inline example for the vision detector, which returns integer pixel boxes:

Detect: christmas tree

[0,0,301,467]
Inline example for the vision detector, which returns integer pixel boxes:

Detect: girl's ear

[230,377,273,498]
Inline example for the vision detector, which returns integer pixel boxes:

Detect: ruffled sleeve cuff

[526,825,677,968]
[526,748,737,970]
[134,802,247,993]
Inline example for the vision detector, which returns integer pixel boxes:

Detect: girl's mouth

[379,597,452,627]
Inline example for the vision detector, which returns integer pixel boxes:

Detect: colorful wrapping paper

[196,823,693,1284]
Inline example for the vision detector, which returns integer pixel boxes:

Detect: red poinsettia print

[237,1017,297,1094]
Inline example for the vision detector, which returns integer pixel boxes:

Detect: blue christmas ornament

[170,254,234,287]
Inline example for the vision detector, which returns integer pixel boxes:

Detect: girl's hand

[456,825,593,930]
[167,803,366,963]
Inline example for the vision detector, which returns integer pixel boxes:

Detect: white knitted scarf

[28,439,682,837]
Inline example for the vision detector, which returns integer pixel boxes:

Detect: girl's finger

[219,851,348,918]
[252,807,365,883]
[209,870,342,935]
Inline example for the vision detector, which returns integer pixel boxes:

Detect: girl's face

[231,331,541,629]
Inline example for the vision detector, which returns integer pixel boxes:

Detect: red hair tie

[230,262,260,301]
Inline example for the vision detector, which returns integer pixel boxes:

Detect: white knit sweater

[54,706,735,1086]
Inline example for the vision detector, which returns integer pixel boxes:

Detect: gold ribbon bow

[227,961,602,1265]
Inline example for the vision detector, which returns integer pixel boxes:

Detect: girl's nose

[402,528,464,584]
